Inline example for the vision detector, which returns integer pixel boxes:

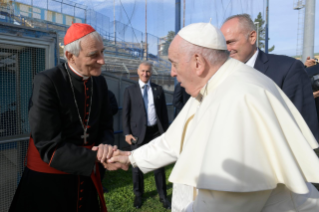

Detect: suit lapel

[254,50,269,75]
[135,83,145,110]
[151,83,159,113]
[151,83,158,100]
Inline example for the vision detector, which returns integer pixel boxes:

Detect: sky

[77,0,318,57]
[18,0,319,57]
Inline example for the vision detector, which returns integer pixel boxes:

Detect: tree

[254,12,275,52]
[162,31,175,56]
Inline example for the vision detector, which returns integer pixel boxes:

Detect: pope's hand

[102,161,129,171]
[108,149,131,166]
[92,145,129,171]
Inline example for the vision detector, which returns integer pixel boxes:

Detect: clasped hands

[92,144,131,171]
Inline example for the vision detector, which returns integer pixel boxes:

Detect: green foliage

[103,164,174,212]
[162,31,175,56]
[254,12,275,52]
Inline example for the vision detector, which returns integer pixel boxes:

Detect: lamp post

[254,22,259,48]
[265,0,269,53]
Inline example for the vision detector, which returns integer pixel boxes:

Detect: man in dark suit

[173,82,190,117]
[122,61,171,209]
[305,64,319,125]
[221,14,319,140]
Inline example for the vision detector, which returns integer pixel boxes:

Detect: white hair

[63,31,103,60]
[138,61,153,69]
[180,39,229,66]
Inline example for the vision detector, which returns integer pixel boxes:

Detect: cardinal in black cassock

[9,23,124,212]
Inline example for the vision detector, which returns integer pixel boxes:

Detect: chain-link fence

[1,0,172,76]
[86,9,111,40]
[0,45,45,137]
[0,43,46,212]
[11,0,86,25]
[0,139,28,212]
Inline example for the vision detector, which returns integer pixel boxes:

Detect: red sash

[26,137,107,212]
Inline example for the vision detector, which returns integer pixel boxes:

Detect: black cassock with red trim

[10,63,113,212]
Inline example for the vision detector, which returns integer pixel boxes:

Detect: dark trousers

[9,167,99,212]
[131,125,167,199]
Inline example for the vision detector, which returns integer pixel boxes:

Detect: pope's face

[137,64,152,83]
[169,36,197,97]
[72,35,105,77]
[220,18,256,63]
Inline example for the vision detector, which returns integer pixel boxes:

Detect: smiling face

[68,34,105,77]
[137,64,152,83]
[220,18,257,63]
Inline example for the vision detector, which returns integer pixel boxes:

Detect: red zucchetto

[64,23,96,45]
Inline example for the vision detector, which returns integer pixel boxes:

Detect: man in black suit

[221,14,319,140]
[173,82,190,117]
[305,64,319,125]
[122,61,171,209]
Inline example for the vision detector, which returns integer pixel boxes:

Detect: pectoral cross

[81,131,89,144]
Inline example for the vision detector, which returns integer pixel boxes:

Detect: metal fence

[0,20,57,212]
[0,41,48,212]
[0,45,45,137]
[11,0,87,24]
[1,0,170,66]
[86,9,111,39]
[0,138,28,212]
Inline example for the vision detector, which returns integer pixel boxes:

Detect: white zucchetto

[178,22,227,50]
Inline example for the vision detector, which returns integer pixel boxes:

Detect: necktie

[143,84,148,122]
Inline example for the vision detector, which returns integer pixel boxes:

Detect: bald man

[220,13,319,141]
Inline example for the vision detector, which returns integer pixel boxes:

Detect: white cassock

[129,58,319,212]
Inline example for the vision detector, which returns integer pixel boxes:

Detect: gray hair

[138,61,153,69]
[224,14,256,34]
[180,39,229,66]
[63,31,103,60]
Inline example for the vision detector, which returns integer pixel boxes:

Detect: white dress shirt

[245,48,259,68]
[139,79,157,126]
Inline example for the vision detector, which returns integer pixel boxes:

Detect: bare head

[220,14,257,63]
[169,35,229,97]
[137,61,153,83]
[64,31,105,77]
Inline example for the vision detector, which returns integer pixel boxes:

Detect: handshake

[92,144,131,171]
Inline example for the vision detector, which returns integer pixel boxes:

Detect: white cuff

[129,154,137,168]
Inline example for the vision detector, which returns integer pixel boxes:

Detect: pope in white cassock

[109,22,319,212]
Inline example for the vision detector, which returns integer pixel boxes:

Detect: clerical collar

[138,79,151,88]
[245,48,259,68]
[68,63,89,80]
